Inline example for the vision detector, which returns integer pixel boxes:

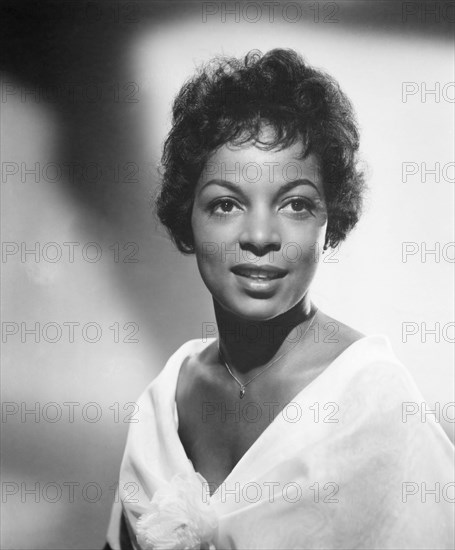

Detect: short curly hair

[156,48,365,253]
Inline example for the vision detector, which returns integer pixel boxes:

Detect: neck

[214,296,316,376]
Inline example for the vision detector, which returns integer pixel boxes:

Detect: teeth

[244,273,272,279]
[235,269,281,279]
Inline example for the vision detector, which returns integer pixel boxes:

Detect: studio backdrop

[1,1,454,549]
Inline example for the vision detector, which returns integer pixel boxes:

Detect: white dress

[105,335,454,550]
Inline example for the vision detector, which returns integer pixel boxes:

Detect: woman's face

[191,129,328,321]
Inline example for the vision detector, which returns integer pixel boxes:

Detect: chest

[175,365,321,493]
[177,394,276,493]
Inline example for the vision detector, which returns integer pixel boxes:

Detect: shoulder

[321,327,424,416]
[159,338,215,379]
[175,338,219,400]
[312,312,418,394]
[135,338,215,404]
[316,311,365,345]
[309,311,366,369]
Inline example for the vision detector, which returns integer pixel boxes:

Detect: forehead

[199,139,322,192]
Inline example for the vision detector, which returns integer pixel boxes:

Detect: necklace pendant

[239,386,246,399]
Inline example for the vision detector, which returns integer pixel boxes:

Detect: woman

[104,49,454,549]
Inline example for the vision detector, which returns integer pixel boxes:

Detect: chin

[220,294,291,322]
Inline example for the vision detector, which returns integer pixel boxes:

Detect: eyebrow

[199,178,322,198]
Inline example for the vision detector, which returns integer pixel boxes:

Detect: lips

[231,264,287,280]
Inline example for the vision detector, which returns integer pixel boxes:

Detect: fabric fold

[106,335,454,550]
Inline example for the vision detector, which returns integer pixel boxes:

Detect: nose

[238,208,281,257]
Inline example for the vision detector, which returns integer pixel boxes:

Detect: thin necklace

[218,307,318,399]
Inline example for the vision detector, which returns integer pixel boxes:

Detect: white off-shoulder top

[106,335,454,549]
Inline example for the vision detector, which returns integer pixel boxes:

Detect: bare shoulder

[311,311,366,366]
[175,340,220,403]
[319,311,365,342]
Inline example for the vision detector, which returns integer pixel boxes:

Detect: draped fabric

[105,336,454,549]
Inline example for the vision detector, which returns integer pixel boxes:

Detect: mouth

[231,265,287,281]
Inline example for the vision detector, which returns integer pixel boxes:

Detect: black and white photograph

[1,1,454,549]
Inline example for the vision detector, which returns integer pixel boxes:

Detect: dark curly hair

[156,48,365,253]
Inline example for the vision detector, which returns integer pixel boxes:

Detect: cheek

[190,207,201,241]
[191,213,213,256]
[288,219,326,251]
[281,222,326,273]
[193,236,224,285]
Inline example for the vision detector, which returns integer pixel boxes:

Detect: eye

[210,198,241,215]
[281,198,313,214]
